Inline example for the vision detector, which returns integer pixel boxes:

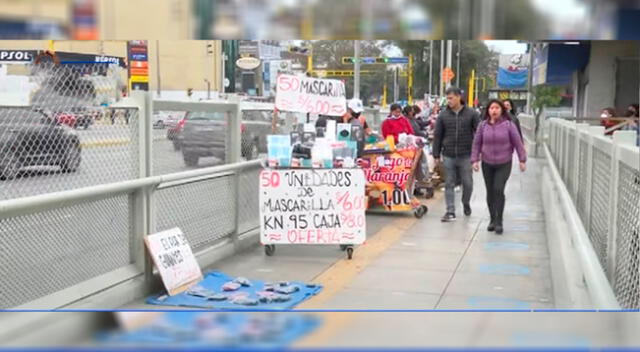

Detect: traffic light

[375,57,389,64]
[341,57,356,64]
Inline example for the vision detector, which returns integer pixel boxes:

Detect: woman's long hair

[482,99,512,121]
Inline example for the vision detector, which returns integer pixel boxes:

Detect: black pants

[481,161,512,225]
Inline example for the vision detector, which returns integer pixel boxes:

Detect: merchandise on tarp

[146,271,322,310]
[98,311,321,348]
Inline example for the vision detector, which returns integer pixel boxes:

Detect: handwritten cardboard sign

[362,149,421,212]
[144,228,203,296]
[260,169,366,244]
[275,74,346,116]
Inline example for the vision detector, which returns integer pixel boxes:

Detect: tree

[389,40,498,102]
[531,84,563,156]
[299,40,388,104]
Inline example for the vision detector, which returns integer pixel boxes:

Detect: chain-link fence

[547,119,640,308]
[0,61,138,200]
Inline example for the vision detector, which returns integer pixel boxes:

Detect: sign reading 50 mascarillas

[260,169,366,245]
[275,74,346,116]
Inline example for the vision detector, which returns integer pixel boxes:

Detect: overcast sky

[484,40,528,54]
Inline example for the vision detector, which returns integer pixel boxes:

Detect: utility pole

[446,40,453,89]
[439,40,445,96]
[526,42,535,115]
[393,67,399,103]
[428,40,433,97]
[156,40,161,97]
[354,40,360,99]
[456,40,461,87]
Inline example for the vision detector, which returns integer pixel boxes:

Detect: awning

[533,43,590,86]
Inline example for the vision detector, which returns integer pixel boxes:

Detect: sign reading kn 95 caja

[275,74,346,116]
[260,169,366,245]
[144,228,203,296]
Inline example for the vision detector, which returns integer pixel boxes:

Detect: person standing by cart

[432,87,480,222]
[382,103,414,142]
[471,100,527,234]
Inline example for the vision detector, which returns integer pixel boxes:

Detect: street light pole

[354,40,360,99]
[446,40,453,89]
[429,40,433,96]
[439,40,445,96]
[456,40,461,87]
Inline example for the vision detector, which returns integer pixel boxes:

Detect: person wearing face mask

[600,107,618,135]
[382,103,414,143]
[471,100,527,235]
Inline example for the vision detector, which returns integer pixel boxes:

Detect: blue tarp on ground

[146,271,322,310]
[99,311,322,348]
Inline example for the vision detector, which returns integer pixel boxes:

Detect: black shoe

[495,224,504,234]
[441,213,456,222]
[463,204,472,216]
[487,222,496,232]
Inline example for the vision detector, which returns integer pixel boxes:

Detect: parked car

[154,111,185,129]
[0,109,82,180]
[71,107,95,129]
[180,103,277,167]
[55,111,77,128]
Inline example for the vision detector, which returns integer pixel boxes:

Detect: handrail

[0,159,263,220]
[543,143,621,309]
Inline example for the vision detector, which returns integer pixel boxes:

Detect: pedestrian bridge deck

[123,157,552,311]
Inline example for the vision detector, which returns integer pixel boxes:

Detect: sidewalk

[123,158,552,311]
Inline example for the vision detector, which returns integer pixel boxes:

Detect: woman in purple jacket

[471,100,527,234]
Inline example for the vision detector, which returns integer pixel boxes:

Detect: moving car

[167,117,186,151]
[180,102,278,167]
[0,109,82,180]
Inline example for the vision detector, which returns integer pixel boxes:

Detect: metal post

[439,40,445,96]
[446,40,453,89]
[393,67,399,103]
[156,40,161,97]
[354,40,360,99]
[456,40,461,87]
[428,40,433,96]
[408,55,414,105]
[129,91,154,280]
[227,103,242,164]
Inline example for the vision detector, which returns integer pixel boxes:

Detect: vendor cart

[361,146,429,218]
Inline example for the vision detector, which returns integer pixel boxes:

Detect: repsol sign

[0,50,35,63]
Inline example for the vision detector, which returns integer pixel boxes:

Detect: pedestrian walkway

[123,158,552,311]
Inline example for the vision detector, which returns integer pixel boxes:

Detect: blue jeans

[443,156,473,214]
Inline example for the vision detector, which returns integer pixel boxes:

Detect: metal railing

[546,118,640,309]
[0,92,262,310]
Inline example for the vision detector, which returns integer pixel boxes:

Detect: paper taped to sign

[275,74,346,116]
[259,169,366,245]
[144,228,203,296]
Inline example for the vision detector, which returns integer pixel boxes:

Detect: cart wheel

[346,247,354,260]
[265,245,276,256]
[340,244,349,251]
[414,205,428,219]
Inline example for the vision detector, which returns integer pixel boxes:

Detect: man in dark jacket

[432,87,480,222]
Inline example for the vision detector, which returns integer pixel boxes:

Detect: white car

[153,111,185,129]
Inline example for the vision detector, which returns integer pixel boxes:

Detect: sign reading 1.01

[260,169,367,245]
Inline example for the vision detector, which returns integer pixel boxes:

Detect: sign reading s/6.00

[144,228,202,296]
[275,74,346,116]
[260,169,366,245]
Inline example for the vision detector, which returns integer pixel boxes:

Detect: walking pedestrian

[502,99,523,140]
[471,100,527,235]
[432,87,480,222]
